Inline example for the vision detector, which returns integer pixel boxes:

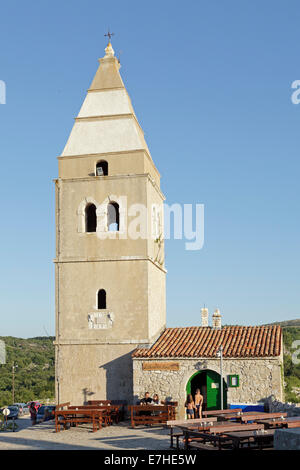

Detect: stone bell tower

[54,41,166,405]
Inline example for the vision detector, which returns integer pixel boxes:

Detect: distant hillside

[264,319,300,328]
[0,327,299,406]
[0,336,55,407]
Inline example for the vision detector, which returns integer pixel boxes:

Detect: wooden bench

[256,416,300,429]
[167,418,217,449]
[240,412,287,423]
[87,400,111,406]
[87,400,125,422]
[54,409,104,433]
[55,402,70,410]
[202,408,242,417]
[68,405,115,426]
[189,441,217,450]
[209,423,265,434]
[161,401,178,420]
[129,405,173,428]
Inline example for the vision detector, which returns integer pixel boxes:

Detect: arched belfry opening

[97,289,106,309]
[85,203,97,232]
[107,202,120,231]
[96,160,108,176]
[186,369,227,411]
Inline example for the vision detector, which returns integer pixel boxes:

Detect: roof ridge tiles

[131,325,282,358]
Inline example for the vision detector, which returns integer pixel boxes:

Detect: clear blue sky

[0,0,299,337]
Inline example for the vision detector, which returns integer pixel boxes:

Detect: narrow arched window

[107,202,120,231]
[97,289,106,309]
[96,160,108,176]
[85,203,97,232]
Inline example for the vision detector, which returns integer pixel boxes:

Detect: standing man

[194,389,204,419]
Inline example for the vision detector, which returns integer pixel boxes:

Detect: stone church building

[54,41,284,418]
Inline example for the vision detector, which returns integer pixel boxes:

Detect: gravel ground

[0,416,172,450]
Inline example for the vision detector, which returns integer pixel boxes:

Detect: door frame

[186,369,227,409]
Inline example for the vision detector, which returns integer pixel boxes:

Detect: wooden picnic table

[202,408,242,417]
[166,418,217,449]
[87,400,111,405]
[215,412,245,421]
[213,411,267,421]
[240,412,287,423]
[179,423,265,450]
[214,411,287,423]
[129,405,174,428]
[54,408,105,433]
[256,416,300,429]
[223,429,275,450]
[55,402,70,410]
[68,404,122,424]
[88,400,127,421]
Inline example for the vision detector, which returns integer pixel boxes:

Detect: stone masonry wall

[133,357,283,419]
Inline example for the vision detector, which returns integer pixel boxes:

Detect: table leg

[170,427,174,448]
[184,431,189,450]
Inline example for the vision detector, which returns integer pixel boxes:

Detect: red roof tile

[132,325,282,358]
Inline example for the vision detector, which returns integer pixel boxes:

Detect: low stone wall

[274,428,300,450]
[266,396,300,416]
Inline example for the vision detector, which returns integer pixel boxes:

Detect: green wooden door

[206,370,221,410]
[206,370,227,410]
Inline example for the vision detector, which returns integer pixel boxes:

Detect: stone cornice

[53,255,167,274]
[54,339,149,346]
[75,113,145,137]
[55,172,165,200]
[87,87,125,93]
[58,148,160,179]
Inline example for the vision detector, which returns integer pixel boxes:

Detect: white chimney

[212,308,222,329]
[201,307,209,327]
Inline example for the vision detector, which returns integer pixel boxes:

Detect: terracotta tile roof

[132,325,282,358]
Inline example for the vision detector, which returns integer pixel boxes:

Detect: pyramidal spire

[104,41,115,58]
[60,41,150,158]
[88,40,125,91]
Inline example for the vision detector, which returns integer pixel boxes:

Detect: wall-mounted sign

[211,382,219,389]
[142,362,179,371]
[88,312,114,329]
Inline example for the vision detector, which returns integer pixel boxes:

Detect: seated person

[153,394,160,405]
[139,392,153,405]
[139,392,153,415]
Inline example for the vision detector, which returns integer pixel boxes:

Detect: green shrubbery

[283,327,300,403]
[0,336,55,407]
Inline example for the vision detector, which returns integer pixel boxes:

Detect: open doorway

[186,369,227,411]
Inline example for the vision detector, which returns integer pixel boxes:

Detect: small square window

[228,375,239,387]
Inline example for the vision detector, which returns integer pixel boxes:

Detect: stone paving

[0,416,171,450]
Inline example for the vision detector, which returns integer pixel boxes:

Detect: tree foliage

[0,336,55,407]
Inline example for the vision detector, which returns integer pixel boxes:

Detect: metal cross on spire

[104,29,115,44]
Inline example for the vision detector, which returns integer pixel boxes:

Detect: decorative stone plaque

[88,312,114,329]
[142,362,179,371]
